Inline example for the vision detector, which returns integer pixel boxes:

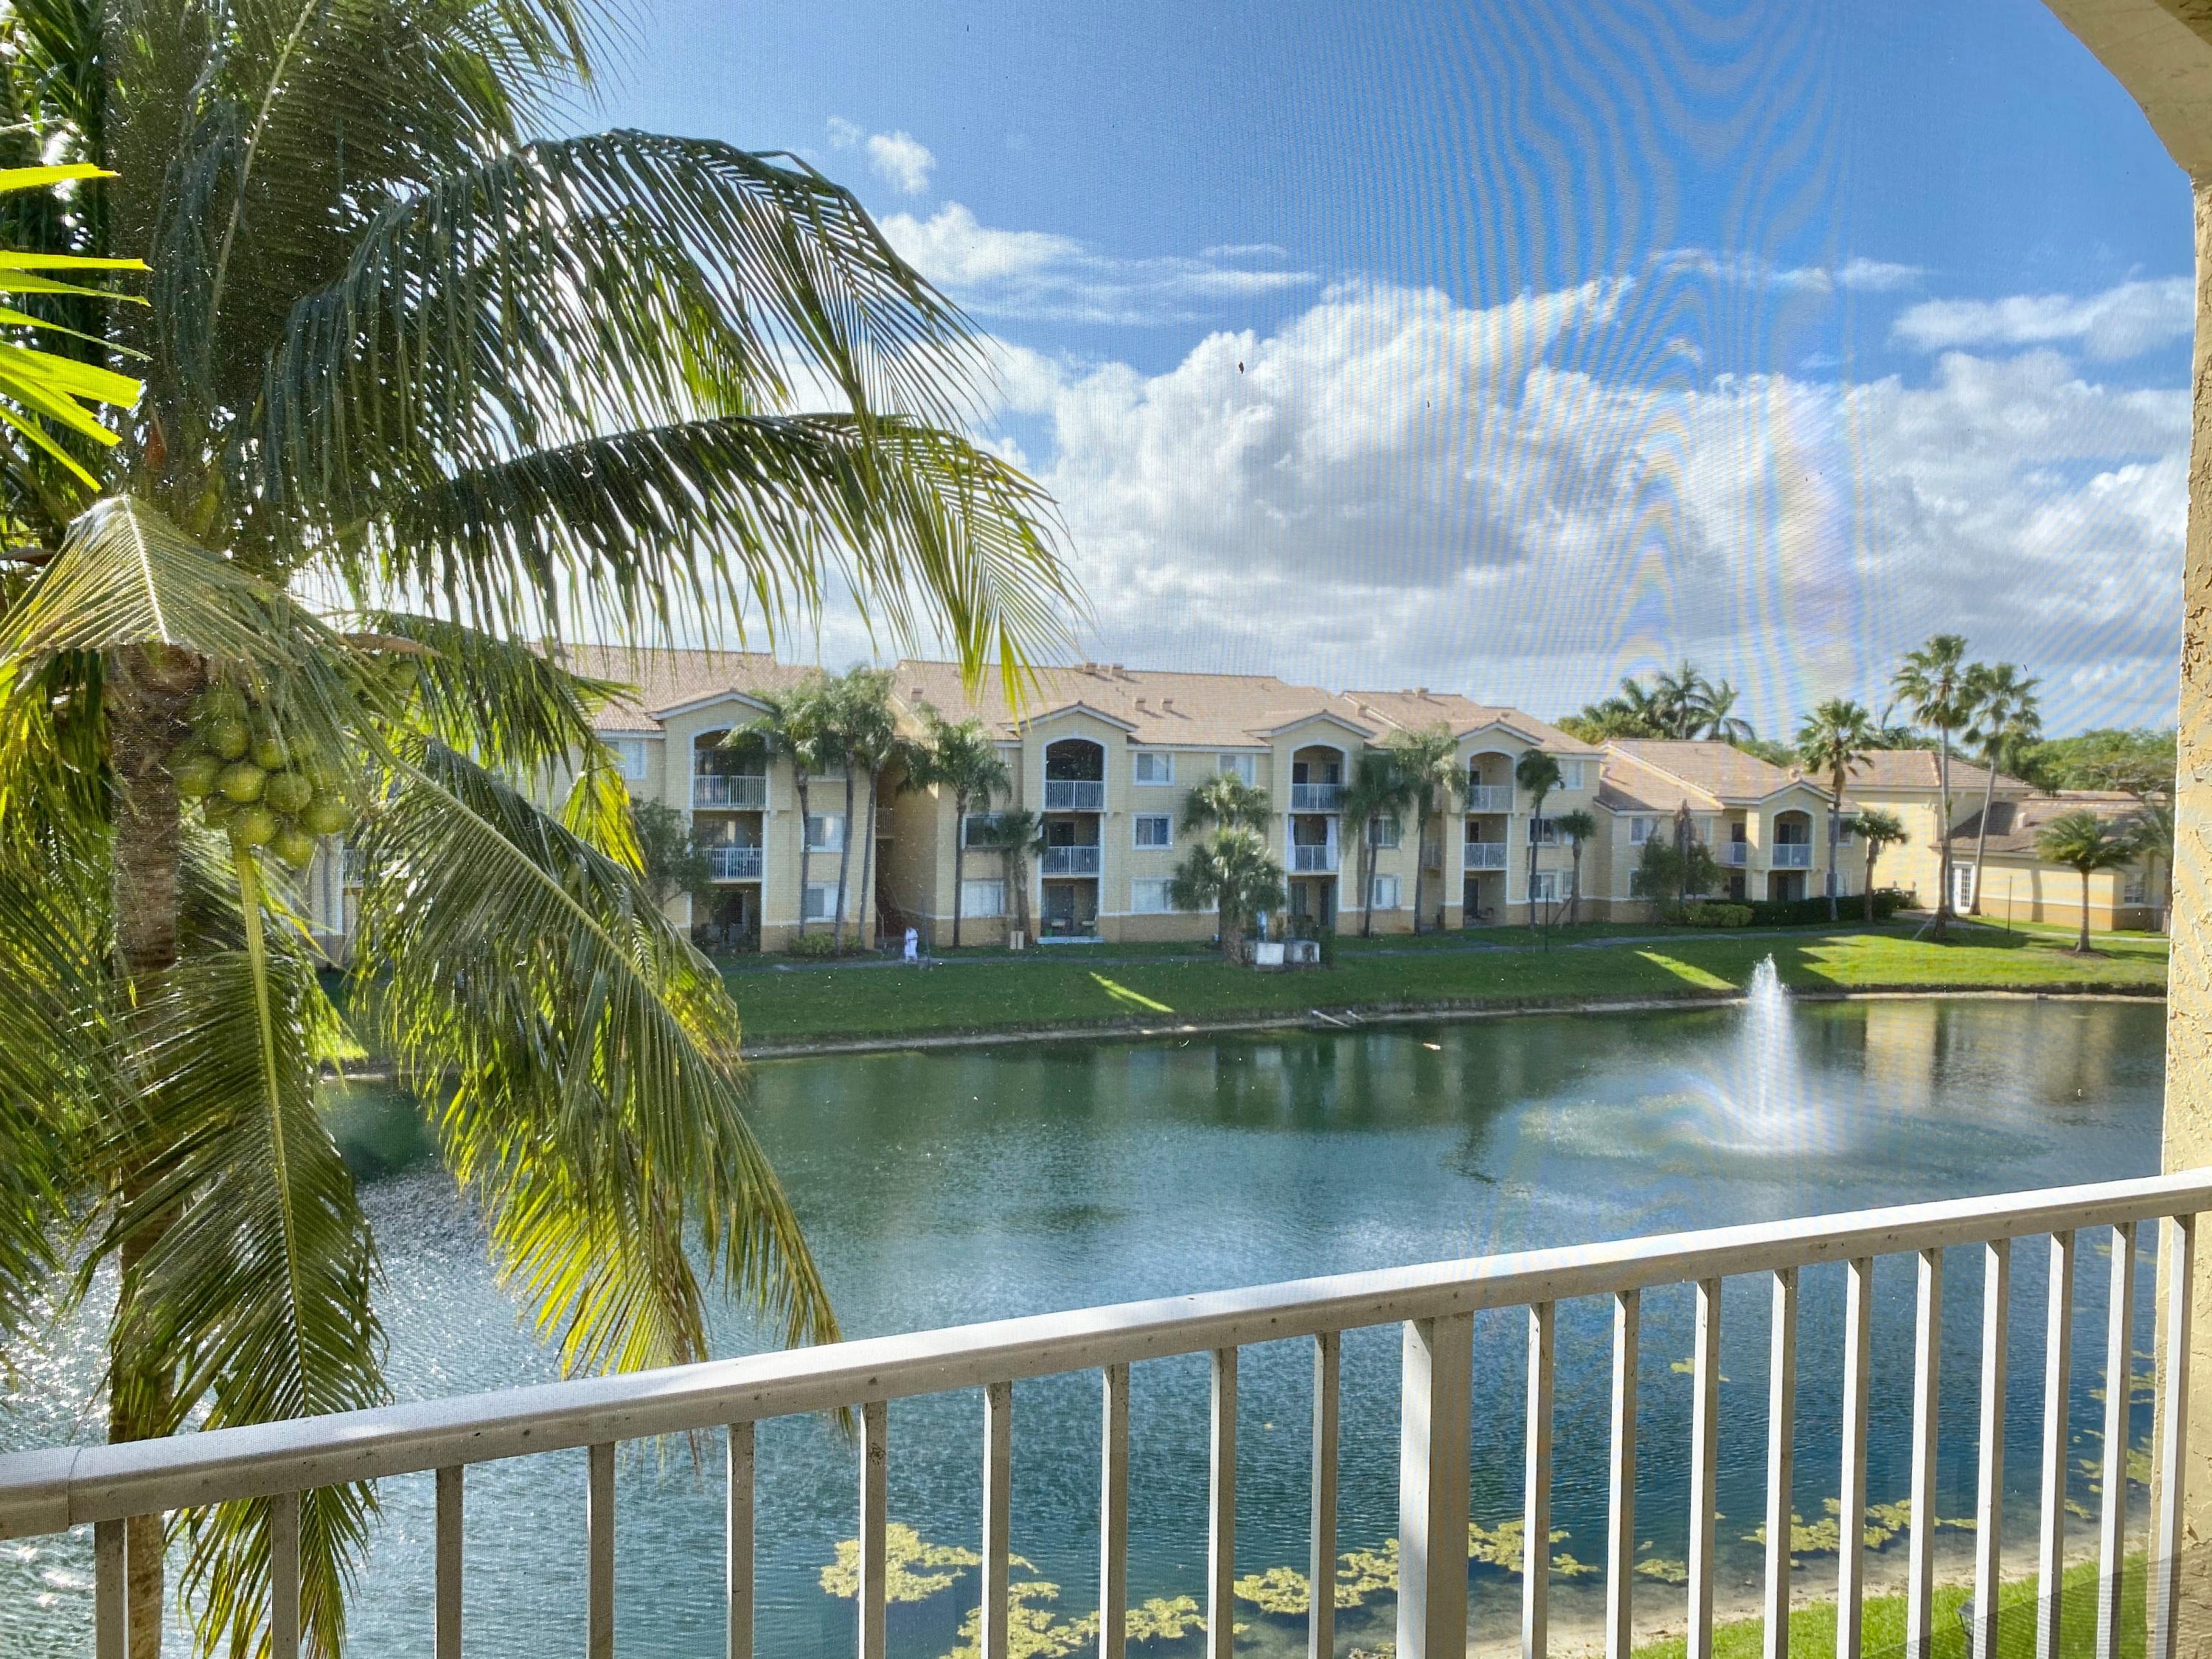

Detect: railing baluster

[1688,1279,1721,1659]
[727,1425,754,1659]
[94,1517,127,1659]
[1607,1290,1640,1659]
[1525,1301,1556,1659]
[1907,1249,1943,1659]
[983,1381,1014,1659]
[1974,1239,2011,1659]
[1838,1256,1874,1659]
[1398,1312,1472,1659]
[1765,1268,1798,1659]
[1208,1348,1238,1659]
[1311,1332,1340,1659]
[1101,1363,1130,1659]
[2151,1214,2195,1659]
[270,1489,301,1659]
[437,1465,464,1659]
[2097,1222,2139,1659]
[2039,1230,2077,1659]
[588,1442,615,1659]
[860,1402,888,1659]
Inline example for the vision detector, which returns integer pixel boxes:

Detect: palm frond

[360,610,620,782]
[355,737,835,1365]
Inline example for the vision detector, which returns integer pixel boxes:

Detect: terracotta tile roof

[552,645,830,734]
[1342,689,1602,754]
[1604,740,1823,804]
[1954,790,2149,858]
[1844,751,2030,794]
[890,660,1374,748]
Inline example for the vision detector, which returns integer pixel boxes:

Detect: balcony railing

[1291,843,1338,873]
[1465,783,1513,813]
[707,844,763,881]
[1290,782,1346,812]
[1773,842,1813,869]
[692,773,768,809]
[1040,844,1102,876]
[1464,840,1509,869]
[1043,779,1105,812]
[1720,842,1750,866]
[4,1170,2200,1659]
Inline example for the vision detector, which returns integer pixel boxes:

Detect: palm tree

[1515,748,1562,933]
[1851,809,1908,925]
[922,712,1012,948]
[836,669,909,953]
[1170,825,1286,961]
[1891,635,1981,940]
[1180,770,1273,834]
[1962,664,2041,916]
[1554,807,1597,925]
[1795,698,1877,922]
[1342,748,1410,938]
[0,8,1071,1649]
[1384,725,1462,933]
[2037,810,2138,954]
[1694,679,1755,744]
[738,678,837,941]
[1650,660,1711,737]
[975,807,1046,942]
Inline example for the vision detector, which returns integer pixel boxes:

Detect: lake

[0,990,2167,1658]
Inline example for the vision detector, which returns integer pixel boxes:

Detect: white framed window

[1528,817,1561,845]
[961,878,1006,918]
[1528,871,1562,904]
[1133,750,1175,785]
[1133,813,1173,849]
[804,813,845,852]
[1629,815,1658,844]
[1368,874,1401,910]
[1554,758,1587,790]
[608,736,650,782]
[2124,875,2149,905]
[1131,877,1180,914]
[1368,814,1401,849]
[801,881,837,922]
[1217,753,1256,785]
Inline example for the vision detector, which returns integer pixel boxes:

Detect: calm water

[0,994,2167,1658]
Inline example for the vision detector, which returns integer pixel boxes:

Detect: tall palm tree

[1341,748,1410,938]
[1650,660,1710,737]
[1851,808,1907,924]
[1169,825,1286,961]
[0,7,1071,1651]
[1515,748,1562,933]
[2037,810,2138,955]
[835,668,908,953]
[1554,807,1597,925]
[975,807,1046,943]
[737,678,837,941]
[1891,635,1980,940]
[1795,698,1877,922]
[1962,664,2041,916]
[920,711,1011,948]
[1694,679,1755,744]
[1383,724,1461,933]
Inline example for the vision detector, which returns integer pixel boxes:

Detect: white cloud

[1892,277,2191,361]
[1651,248,1926,297]
[824,117,936,195]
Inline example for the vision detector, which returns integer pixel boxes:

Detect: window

[1131,877,1180,913]
[1528,817,1560,845]
[1554,759,1587,790]
[1368,874,1401,910]
[1218,753,1256,785]
[961,879,1006,918]
[1133,750,1175,785]
[608,737,650,782]
[1528,871,1561,903]
[2124,875,2149,906]
[964,812,1005,848]
[1133,813,1173,848]
[801,882,837,922]
[1368,814,1401,849]
[1630,815,1658,845]
[1836,818,1856,845]
[805,813,844,852]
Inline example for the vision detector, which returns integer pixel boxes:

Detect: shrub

[1685,901,1753,928]
[1740,889,1913,927]
[784,931,841,959]
[1316,927,1337,968]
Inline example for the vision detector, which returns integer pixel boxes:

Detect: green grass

[723,925,2167,1047]
[1630,1554,2143,1659]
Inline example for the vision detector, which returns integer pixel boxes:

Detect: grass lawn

[723,925,2167,1047]
[1630,1554,2142,1659]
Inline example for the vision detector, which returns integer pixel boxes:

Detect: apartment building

[1944,790,2164,931]
[1592,741,1849,914]
[1840,751,2031,915]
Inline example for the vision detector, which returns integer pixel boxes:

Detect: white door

[1951,862,1975,912]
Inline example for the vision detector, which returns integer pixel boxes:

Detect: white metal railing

[1720,842,1750,866]
[693,774,768,809]
[1465,784,1513,813]
[707,845,763,881]
[1290,782,1346,812]
[1040,844,1102,876]
[1043,779,1105,812]
[1464,840,1509,869]
[4,1171,2202,1659]
[1292,843,1338,873]
[1773,843,1813,869]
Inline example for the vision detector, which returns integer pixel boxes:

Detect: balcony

[1044,779,1105,812]
[1720,842,1750,867]
[7,1169,2197,1659]
[1290,782,1346,812]
[1464,783,1513,813]
[1291,843,1338,873]
[706,844,762,881]
[692,773,768,809]
[1041,844,1102,876]
[1773,842,1813,869]
[1464,840,1509,869]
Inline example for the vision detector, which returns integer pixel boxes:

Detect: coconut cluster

[166,685,358,868]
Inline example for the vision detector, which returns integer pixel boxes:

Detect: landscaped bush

[1683,901,1753,928]
[784,931,842,959]
[1742,888,1915,927]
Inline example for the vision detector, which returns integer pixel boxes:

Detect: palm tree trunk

[1933,734,1954,939]
[108,647,201,1658]
[951,790,968,948]
[1969,762,1999,916]
[1568,845,1582,925]
[858,771,879,951]
[1356,832,1374,939]
[1864,848,1879,925]
[794,778,813,939]
[832,773,856,950]
[1411,806,1428,935]
[1826,768,1843,922]
[2079,867,2093,954]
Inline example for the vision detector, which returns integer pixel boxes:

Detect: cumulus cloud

[1651,248,1925,296]
[1892,277,2191,361]
[825,116,936,194]
[880,202,1317,325]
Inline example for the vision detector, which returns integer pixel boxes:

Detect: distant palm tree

[1384,725,1463,933]
[1851,809,1908,924]
[1962,664,2041,916]
[1795,698,1877,922]
[1179,771,1273,835]
[2037,810,2138,955]
[1650,660,1709,737]
[1342,748,1411,937]
[1891,634,1981,940]
[1554,807,1598,925]
[1694,679,1755,744]
[837,669,913,952]
[1515,748,1563,933]
[975,808,1046,943]
[920,712,1012,948]
[737,678,837,939]
[1170,826,1286,960]
[2129,797,2174,931]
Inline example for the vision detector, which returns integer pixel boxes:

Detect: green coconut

[302,797,353,836]
[192,686,248,726]
[271,825,318,868]
[230,805,277,847]
[251,736,288,771]
[203,717,251,760]
[218,760,268,803]
[172,756,220,800]
[199,795,236,827]
[264,771,313,815]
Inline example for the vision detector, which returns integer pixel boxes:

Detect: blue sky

[588,0,2194,736]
